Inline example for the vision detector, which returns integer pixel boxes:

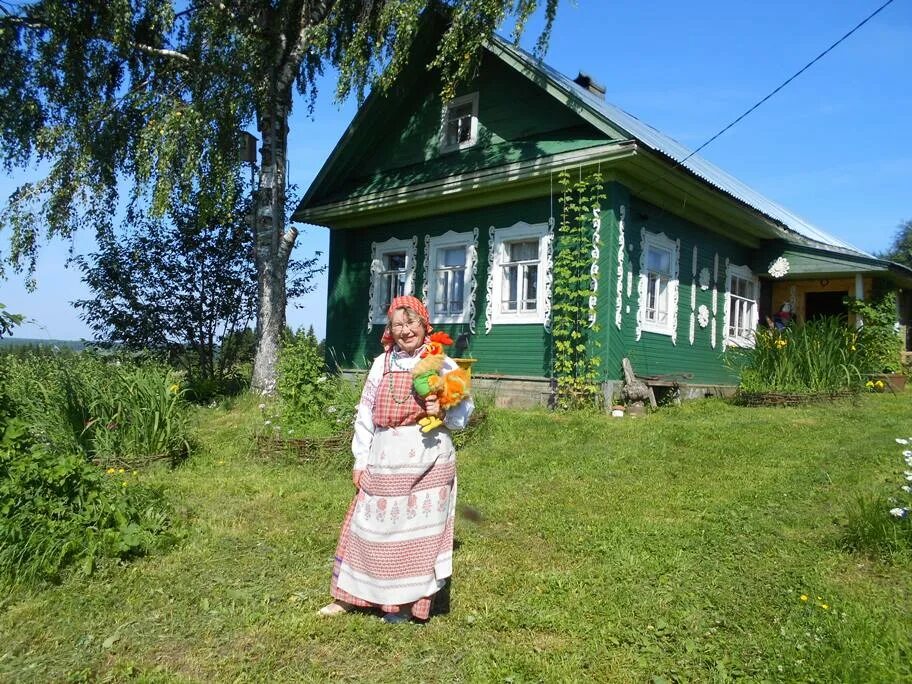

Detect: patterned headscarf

[381,295,433,350]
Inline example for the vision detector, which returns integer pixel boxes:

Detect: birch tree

[0,0,560,393]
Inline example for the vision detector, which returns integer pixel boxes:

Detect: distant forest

[0,338,86,351]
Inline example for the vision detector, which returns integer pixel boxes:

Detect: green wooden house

[293,33,911,406]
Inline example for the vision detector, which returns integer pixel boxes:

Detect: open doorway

[805,291,848,321]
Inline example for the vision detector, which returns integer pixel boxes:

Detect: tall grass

[731,317,864,395]
[2,351,192,467]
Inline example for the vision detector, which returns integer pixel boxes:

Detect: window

[726,264,758,347]
[427,231,476,324]
[490,222,551,325]
[439,93,479,153]
[370,237,415,324]
[638,231,679,337]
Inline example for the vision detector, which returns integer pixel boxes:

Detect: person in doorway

[319,295,473,623]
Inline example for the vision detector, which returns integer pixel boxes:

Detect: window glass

[646,246,671,274]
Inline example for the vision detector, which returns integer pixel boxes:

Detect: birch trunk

[251,93,297,394]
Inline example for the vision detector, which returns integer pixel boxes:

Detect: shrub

[730,317,864,395]
[846,290,904,374]
[274,327,359,437]
[0,441,180,585]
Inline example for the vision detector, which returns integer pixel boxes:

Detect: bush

[846,290,904,374]
[274,328,359,439]
[730,317,864,396]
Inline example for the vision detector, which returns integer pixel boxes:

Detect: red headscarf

[381,295,433,350]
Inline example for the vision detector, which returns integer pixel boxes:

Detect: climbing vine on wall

[552,169,604,410]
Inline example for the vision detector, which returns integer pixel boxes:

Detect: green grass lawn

[2,394,911,682]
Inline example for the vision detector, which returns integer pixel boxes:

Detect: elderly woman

[319,295,474,623]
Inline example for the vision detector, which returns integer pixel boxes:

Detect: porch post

[855,273,865,328]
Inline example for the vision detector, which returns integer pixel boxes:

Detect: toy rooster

[412,332,471,433]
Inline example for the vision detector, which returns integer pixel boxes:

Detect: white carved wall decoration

[615,205,626,330]
[543,216,554,333]
[721,258,731,350]
[589,207,601,327]
[689,245,698,345]
[698,304,710,328]
[422,234,430,304]
[468,227,479,334]
[484,226,495,334]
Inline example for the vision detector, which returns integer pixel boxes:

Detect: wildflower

[800,594,808,602]
[168,383,180,394]
[889,507,909,518]
[122,481,128,487]
[865,380,875,389]
[264,420,272,426]
[774,338,787,349]
[132,471,138,476]
[327,405,337,414]
[258,403,266,410]
[106,467,116,474]
[875,380,885,389]
[896,438,909,445]
[118,468,125,474]
[820,604,829,610]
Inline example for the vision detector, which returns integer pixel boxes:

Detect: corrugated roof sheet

[492,36,868,257]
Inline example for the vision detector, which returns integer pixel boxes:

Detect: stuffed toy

[412,331,471,432]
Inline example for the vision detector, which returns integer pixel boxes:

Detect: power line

[677,0,898,167]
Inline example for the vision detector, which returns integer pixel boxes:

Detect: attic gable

[297,48,612,213]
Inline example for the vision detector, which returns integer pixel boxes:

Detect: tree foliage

[879,218,912,270]
[72,188,321,397]
[0,0,561,391]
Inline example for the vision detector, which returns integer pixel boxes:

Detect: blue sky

[3,0,910,341]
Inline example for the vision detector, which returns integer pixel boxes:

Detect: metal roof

[491,36,869,257]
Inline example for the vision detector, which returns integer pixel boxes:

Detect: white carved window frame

[724,262,759,349]
[426,230,477,325]
[489,221,552,326]
[637,229,680,341]
[438,92,479,154]
[369,236,417,326]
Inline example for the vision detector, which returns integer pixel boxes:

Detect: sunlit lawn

[2,393,911,682]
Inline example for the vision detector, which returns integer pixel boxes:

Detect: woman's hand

[352,469,364,489]
[424,394,442,418]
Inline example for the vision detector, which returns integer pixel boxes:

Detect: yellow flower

[106,467,116,474]
[800,594,808,602]
[122,481,128,487]
[875,380,885,389]
[866,380,874,388]
[132,470,138,476]
[774,338,787,349]
[118,468,125,474]
[820,604,829,610]
[168,383,180,394]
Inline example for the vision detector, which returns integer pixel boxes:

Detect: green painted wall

[597,185,754,385]
[311,52,610,206]
[325,196,555,377]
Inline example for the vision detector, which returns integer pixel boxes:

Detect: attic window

[440,93,479,152]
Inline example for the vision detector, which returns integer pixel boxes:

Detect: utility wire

[677,0,897,167]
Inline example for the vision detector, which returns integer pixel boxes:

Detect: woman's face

[389,308,426,355]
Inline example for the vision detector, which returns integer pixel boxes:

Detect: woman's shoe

[380,612,412,624]
[317,601,352,616]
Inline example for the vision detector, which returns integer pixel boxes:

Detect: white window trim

[438,92,479,153]
[426,230,477,325]
[490,221,551,326]
[636,229,680,342]
[368,236,416,327]
[724,262,759,349]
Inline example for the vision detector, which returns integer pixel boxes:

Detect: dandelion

[168,383,180,394]
[865,380,875,389]
[122,481,128,487]
[774,338,787,349]
[106,467,116,474]
[800,594,808,602]
[889,507,909,518]
[118,468,125,474]
[820,604,829,610]
[875,380,885,389]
